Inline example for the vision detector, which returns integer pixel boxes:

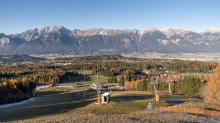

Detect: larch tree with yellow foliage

[204,62,220,105]
[166,75,174,81]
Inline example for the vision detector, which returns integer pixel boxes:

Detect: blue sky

[0,0,220,35]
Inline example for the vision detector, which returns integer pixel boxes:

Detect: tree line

[165,61,217,73]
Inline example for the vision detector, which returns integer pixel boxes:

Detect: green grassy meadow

[61,70,121,84]
[176,73,211,77]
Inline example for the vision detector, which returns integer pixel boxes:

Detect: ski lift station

[101,92,111,103]
[91,83,103,89]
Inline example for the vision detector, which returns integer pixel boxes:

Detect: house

[143,70,151,74]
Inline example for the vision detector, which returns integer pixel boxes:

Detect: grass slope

[61,70,121,84]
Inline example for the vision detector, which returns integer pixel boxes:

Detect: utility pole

[123,76,126,87]
[97,61,100,103]
[84,74,86,101]
[97,61,98,91]
[76,81,77,95]
[110,83,112,93]
[129,82,130,91]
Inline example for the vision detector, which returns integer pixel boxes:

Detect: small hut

[101,92,111,103]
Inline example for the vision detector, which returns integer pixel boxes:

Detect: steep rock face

[160,27,191,38]
[15,32,79,55]
[160,27,196,44]
[11,26,72,41]
[159,27,220,52]
[137,27,180,53]
[71,28,140,37]
[76,33,137,55]
[0,33,25,54]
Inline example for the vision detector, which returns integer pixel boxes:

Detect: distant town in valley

[29,52,220,62]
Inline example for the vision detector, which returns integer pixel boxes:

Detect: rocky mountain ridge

[1,26,220,55]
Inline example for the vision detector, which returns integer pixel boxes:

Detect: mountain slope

[2,26,220,55]
[15,32,79,55]
[10,26,73,41]
[0,33,25,54]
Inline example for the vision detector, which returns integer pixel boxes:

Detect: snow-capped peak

[11,26,71,41]
[140,27,160,35]
[203,27,220,33]
[160,27,191,38]
[160,27,191,32]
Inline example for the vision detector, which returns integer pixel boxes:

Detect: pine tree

[119,76,124,86]
[114,77,117,83]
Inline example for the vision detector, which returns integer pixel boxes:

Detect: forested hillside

[0,64,78,104]
[0,54,45,62]
[55,54,143,61]
[165,61,217,73]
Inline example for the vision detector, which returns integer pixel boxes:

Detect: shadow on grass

[111,95,155,102]
[38,91,65,96]
[60,74,96,84]
[0,90,98,122]
[61,73,111,84]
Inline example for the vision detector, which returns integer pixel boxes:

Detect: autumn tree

[166,75,174,81]
[160,75,165,82]
[174,75,179,82]
[204,62,220,105]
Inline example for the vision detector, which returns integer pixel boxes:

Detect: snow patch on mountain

[140,27,160,35]
[160,27,192,38]
[99,31,107,35]
[10,26,70,41]
[157,39,169,46]
[203,27,220,33]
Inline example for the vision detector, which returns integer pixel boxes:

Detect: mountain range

[1,26,220,55]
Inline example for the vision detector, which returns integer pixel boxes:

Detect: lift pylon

[166,80,173,94]
[151,80,159,101]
